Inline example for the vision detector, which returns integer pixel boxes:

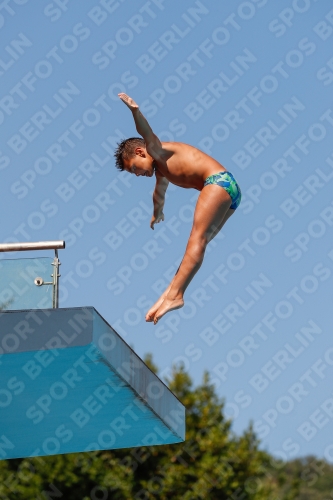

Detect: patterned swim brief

[203,171,242,210]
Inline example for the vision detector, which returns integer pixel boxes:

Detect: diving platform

[0,242,185,460]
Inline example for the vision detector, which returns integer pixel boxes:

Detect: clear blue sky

[1,0,333,461]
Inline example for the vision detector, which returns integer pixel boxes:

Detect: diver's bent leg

[153,185,232,323]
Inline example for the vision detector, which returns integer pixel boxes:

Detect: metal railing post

[52,249,61,308]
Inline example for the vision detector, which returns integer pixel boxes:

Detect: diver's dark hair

[114,137,145,171]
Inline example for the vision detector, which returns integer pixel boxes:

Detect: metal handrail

[0,241,65,252]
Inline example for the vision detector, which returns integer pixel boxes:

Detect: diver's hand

[150,212,164,230]
[118,93,139,112]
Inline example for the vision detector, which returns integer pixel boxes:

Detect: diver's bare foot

[146,284,174,322]
[153,297,184,324]
[145,296,166,322]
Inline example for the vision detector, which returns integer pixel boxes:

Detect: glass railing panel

[0,257,53,310]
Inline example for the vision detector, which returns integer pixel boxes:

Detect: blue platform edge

[0,307,185,460]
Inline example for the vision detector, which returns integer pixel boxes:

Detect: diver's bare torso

[154,142,227,190]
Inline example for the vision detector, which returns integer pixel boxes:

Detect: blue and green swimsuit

[203,171,242,210]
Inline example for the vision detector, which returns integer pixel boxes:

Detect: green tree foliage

[281,456,333,500]
[0,358,300,500]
